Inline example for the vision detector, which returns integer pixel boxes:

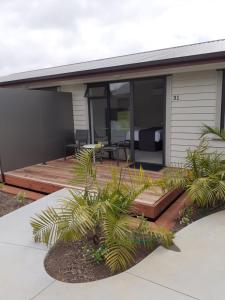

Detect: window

[85,85,107,98]
[31,86,59,91]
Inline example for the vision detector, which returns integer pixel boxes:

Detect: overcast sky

[0,0,225,76]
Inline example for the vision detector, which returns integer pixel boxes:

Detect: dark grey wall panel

[0,88,74,174]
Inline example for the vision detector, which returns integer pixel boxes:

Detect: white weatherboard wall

[60,72,225,166]
[169,70,224,165]
[61,84,89,134]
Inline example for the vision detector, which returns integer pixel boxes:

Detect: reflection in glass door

[86,85,109,144]
[87,82,131,162]
[133,78,165,166]
[109,82,130,145]
[90,97,108,144]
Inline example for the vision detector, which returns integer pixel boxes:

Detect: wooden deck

[4,158,182,219]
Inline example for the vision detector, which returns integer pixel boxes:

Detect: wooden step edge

[1,184,45,201]
[155,191,191,230]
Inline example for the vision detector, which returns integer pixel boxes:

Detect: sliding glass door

[87,82,131,161]
[86,77,166,167]
[133,78,165,166]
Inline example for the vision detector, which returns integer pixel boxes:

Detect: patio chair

[99,139,130,165]
[116,140,130,161]
[64,130,89,159]
[102,144,120,165]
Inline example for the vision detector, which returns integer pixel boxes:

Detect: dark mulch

[44,238,153,283]
[173,200,225,232]
[0,190,32,217]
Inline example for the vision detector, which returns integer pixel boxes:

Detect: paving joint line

[0,240,48,251]
[126,271,200,300]
[29,280,56,300]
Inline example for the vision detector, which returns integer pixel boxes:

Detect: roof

[1,39,225,85]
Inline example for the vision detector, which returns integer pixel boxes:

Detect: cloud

[0,0,224,75]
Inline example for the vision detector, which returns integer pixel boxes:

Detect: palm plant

[31,149,173,273]
[201,124,225,141]
[162,140,225,207]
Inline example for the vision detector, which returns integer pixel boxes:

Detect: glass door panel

[109,82,130,144]
[133,78,165,165]
[90,98,109,144]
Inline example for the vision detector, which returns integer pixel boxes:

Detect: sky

[0,0,225,76]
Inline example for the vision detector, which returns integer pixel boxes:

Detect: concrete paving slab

[0,189,72,249]
[32,271,194,300]
[1,188,225,300]
[128,210,225,300]
[0,243,54,300]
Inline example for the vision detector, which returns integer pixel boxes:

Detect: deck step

[1,184,45,201]
[156,192,190,229]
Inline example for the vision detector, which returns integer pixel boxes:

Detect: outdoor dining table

[82,144,102,163]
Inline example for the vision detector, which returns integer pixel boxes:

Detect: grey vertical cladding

[0,88,74,173]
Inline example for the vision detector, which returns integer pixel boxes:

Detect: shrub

[162,140,225,208]
[16,191,26,205]
[179,207,194,226]
[84,244,108,264]
[31,149,173,273]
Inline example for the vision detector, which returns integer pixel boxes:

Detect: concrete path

[0,189,225,300]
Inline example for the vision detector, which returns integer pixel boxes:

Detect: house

[0,39,225,168]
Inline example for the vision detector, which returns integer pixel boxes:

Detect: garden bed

[0,190,32,217]
[45,238,153,283]
[44,200,225,284]
[174,200,225,232]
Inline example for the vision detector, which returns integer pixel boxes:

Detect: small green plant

[16,191,26,205]
[179,206,194,226]
[84,244,108,264]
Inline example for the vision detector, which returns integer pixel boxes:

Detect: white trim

[165,75,172,166]
[215,70,223,128]
[14,62,225,90]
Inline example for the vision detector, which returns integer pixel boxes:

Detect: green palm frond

[160,167,189,192]
[104,243,136,272]
[135,216,174,249]
[201,125,225,141]
[102,213,136,272]
[161,139,225,208]
[59,191,96,239]
[214,177,225,200]
[72,149,96,189]
[31,190,97,245]
[187,177,216,207]
[30,207,62,245]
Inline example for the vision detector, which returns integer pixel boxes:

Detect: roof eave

[1,51,225,86]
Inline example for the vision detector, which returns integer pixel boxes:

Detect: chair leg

[74,147,78,158]
[100,150,103,163]
[64,147,67,160]
[124,148,127,161]
[116,149,119,166]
